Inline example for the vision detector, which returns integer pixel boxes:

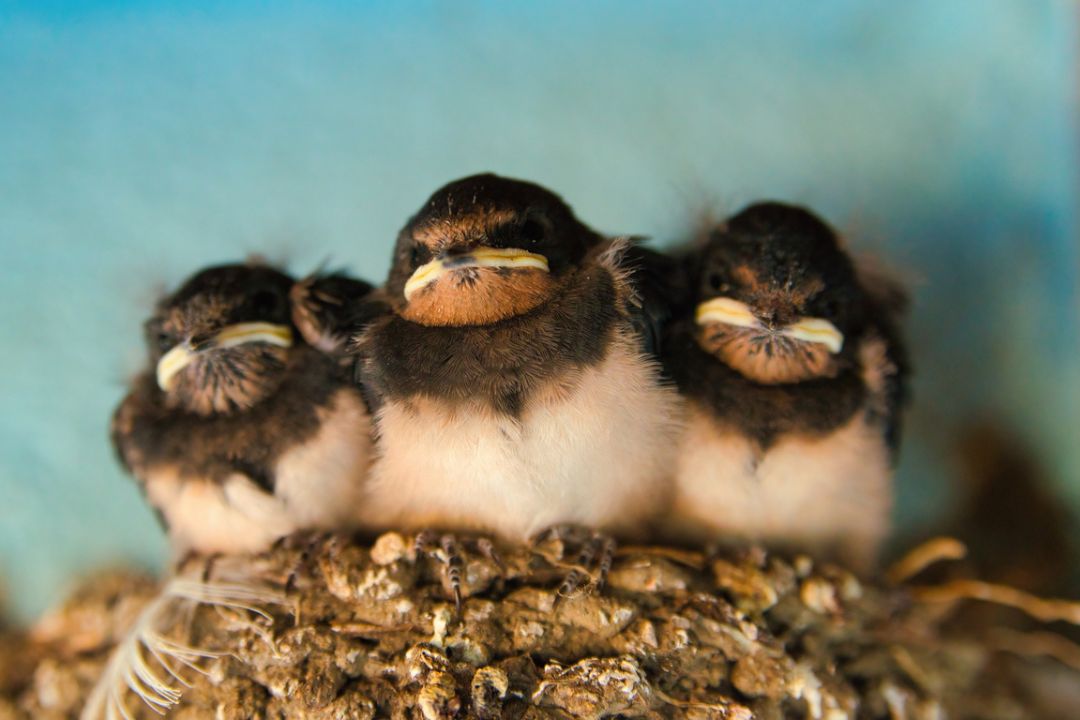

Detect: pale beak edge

[695,296,844,354]
[694,297,759,329]
[155,322,293,391]
[403,247,549,301]
[781,318,844,354]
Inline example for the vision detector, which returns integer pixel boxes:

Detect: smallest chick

[111,262,379,560]
[662,202,908,571]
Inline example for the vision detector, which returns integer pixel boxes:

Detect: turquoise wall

[1,1,1077,620]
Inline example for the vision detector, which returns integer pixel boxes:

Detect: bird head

[693,202,862,384]
[146,263,296,415]
[385,173,602,327]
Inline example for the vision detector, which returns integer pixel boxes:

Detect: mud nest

[2,532,1077,719]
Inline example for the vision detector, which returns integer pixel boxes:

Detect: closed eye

[519,218,546,245]
[250,290,283,318]
[411,244,432,267]
[707,273,732,294]
[812,294,840,318]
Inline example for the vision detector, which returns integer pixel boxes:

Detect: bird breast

[667,402,892,570]
[359,334,683,541]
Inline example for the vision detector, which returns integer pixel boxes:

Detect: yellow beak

[695,296,844,354]
[694,296,760,329]
[156,322,293,391]
[403,246,549,301]
[781,317,845,354]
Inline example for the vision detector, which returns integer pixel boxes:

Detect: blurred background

[1,1,1077,621]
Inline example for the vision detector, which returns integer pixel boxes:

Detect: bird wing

[109,377,159,478]
[290,271,388,357]
[857,261,911,455]
[619,242,689,361]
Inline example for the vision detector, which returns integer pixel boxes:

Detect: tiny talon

[286,530,336,593]
[476,537,506,576]
[595,535,617,591]
[531,524,574,552]
[575,537,598,570]
[543,527,618,598]
[558,570,588,598]
[414,530,437,558]
[441,534,464,611]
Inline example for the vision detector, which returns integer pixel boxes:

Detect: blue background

[1,1,1077,620]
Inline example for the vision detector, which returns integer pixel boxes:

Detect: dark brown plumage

[666,201,909,452]
[664,330,868,449]
[351,174,684,550]
[113,346,345,493]
[662,202,910,570]
[357,174,674,416]
[112,262,382,557]
[384,173,603,304]
[359,247,621,416]
[290,271,388,359]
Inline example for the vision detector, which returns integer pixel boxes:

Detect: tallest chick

[354,174,682,544]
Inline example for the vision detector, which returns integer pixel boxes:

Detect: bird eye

[706,272,733,296]
[156,332,173,351]
[411,245,432,267]
[520,218,546,245]
[251,290,283,318]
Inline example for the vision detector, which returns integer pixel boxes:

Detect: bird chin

[399,268,556,327]
[698,324,838,385]
[164,345,289,416]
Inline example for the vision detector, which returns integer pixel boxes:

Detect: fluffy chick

[662,202,908,570]
[353,174,684,545]
[112,262,381,559]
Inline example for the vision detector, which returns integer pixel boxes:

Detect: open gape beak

[403,247,549,301]
[156,322,293,391]
[695,296,844,353]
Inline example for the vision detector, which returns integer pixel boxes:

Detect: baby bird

[353,174,683,581]
[111,262,379,559]
[662,202,908,571]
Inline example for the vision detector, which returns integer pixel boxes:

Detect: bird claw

[276,529,341,593]
[414,531,506,612]
[535,525,617,599]
[474,537,506,576]
[415,531,465,611]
